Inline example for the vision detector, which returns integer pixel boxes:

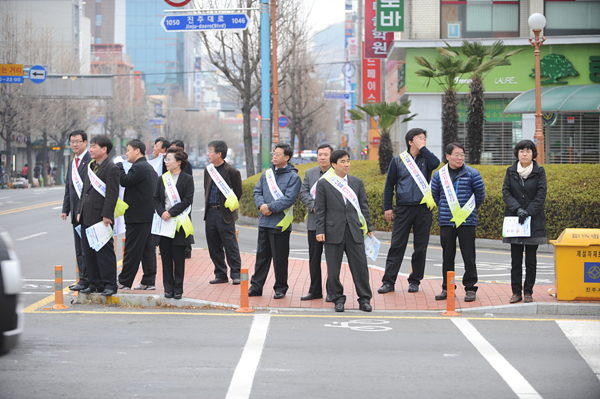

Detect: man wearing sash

[299,143,333,301]
[249,143,301,299]
[379,128,440,295]
[204,140,243,285]
[315,150,374,313]
[431,142,485,302]
[61,130,91,291]
[116,139,157,291]
[77,135,120,296]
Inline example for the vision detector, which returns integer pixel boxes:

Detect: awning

[504,84,600,114]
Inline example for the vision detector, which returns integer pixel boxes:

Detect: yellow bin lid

[550,229,600,247]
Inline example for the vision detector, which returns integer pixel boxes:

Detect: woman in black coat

[502,139,547,304]
[153,147,195,300]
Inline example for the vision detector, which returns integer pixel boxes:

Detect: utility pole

[271,0,280,144]
[355,0,363,159]
[260,0,271,169]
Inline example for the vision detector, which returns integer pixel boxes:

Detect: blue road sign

[161,14,249,32]
[278,116,289,128]
[0,76,23,84]
[29,65,46,84]
[324,92,350,100]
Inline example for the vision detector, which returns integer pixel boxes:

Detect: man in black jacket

[204,140,243,285]
[378,128,440,294]
[116,139,158,290]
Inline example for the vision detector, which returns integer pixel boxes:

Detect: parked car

[0,228,23,356]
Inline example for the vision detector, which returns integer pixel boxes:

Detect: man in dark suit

[315,150,374,313]
[204,140,243,285]
[116,139,158,290]
[61,130,91,291]
[152,137,170,175]
[77,135,120,296]
[299,143,332,301]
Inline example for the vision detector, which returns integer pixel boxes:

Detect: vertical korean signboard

[363,58,381,104]
[364,0,393,58]
[376,0,404,32]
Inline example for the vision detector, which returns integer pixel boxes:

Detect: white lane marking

[16,232,48,241]
[52,206,62,209]
[452,318,542,399]
[225,314,271,399]
[556,320,600,383]
[0,196,9,200]
[23,279,75,282]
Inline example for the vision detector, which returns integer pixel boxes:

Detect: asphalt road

[1,171,599,398]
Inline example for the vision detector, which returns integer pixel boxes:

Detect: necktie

[75,157,79,169]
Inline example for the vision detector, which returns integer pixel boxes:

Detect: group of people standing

[61,127,547,310]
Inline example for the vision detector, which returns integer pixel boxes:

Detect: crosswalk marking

[556,320,600,383]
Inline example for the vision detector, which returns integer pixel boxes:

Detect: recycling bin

[550,228,600,301]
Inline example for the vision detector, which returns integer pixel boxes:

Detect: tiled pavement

[124,249,599,311]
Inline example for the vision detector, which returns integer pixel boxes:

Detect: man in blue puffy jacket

[431,142,485,302]
[249,143,301,299]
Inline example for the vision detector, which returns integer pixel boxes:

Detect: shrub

[240,161,600,241]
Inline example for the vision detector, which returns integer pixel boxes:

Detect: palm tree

[414,53,477,156]
[349,101,416,174]
[442,41,523,164]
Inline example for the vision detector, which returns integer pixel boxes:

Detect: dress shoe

[435,290,447,300]
[232,278,241,285]
[334,302,345,312]
[117,282,130,290]
[377,284,395,294]
[80,287,96,295]
[164,292,174,299]
[325,295,333,303]
[524,294,533,303]
[173,293,182,300]
[247,287,262,297]
[510,294,522,303]
[70,283,88,291]
[408,283,419,293]
[301,293,323,301]
[133,284,155,290]
[210,278,229,284]
[359,302,372,312]
[100,289,117,297]
[273,292,285,299]
[465,291,477,302]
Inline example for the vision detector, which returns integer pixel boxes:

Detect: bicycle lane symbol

[324,319,392,332]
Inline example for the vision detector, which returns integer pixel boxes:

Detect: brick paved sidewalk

[126,249,596,311]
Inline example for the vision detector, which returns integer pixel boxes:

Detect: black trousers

[510,244,538,296]
[440,225,478,292]
[324,224,372,305]
[118,222,156,287]
[205,207,241,280]
[250,227,290,294]
[159,238,186,295]
[80,223,117,292]
[72,224,88,287]
[382,204,432,287]
[307,230,324,296]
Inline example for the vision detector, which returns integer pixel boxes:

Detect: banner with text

[363,58,382,104]
[365,0,394,58]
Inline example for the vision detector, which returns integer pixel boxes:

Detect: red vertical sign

[364,0,394,59]
[363,58,381,104]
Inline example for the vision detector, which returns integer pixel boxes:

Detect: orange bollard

[236,229,239,242]
[235,268,254,313]
[71,262,80,296]
[53,265,69,309]
[122,237,126,259]
[442,271,460,317]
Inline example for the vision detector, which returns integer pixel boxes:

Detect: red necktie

[75,157,79,169]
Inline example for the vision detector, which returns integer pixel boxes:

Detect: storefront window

[545,0,600,36]
[547,113,600,164]
[441,0,519,39]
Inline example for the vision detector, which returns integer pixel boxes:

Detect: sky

[304,0,346,33]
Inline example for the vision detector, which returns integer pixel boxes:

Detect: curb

[238,215,554,254]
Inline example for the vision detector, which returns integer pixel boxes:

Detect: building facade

[386,0,600,164]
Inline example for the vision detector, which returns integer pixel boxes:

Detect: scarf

[517,162,533,180]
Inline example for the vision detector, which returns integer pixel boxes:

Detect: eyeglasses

[450,153,465,158]
[70,140,83,144]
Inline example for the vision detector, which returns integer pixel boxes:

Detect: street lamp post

[528,13,546,164]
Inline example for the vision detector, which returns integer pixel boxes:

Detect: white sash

[322,169,368,235]
[399,151,436,210]
[265,168,293,231]
[88,163,107,197]
[162,172,193,237]
[71,158,83,199]
[310,168,330,199]
[439,165,475,228]
[207,163,239,211]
